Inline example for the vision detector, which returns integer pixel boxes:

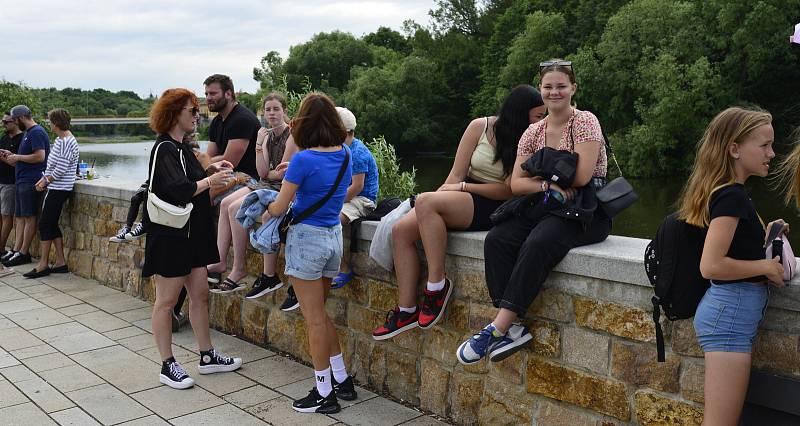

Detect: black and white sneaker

[280,286,300,311]
[159,358,194,389]
[292,388,340,414]
[1,250,16,262]
[109,226,130,243]
[246,274,283,299]
[197,348,242,374]
[125,222,145,240]
[333,375,357,401]
[3,252,31,267]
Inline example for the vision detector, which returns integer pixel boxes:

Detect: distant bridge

[70,117,149,125]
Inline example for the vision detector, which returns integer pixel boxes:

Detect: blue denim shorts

[284,222,342,281]
[15,182,41,217]
[693,281,768,353]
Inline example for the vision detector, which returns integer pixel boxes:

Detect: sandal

[331,271,355,289]
[212,277,243,294]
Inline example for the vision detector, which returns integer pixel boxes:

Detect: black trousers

[126,187,147,227]
[484,211,611,316]
[39,189,71,241]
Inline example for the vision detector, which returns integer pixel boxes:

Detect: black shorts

[465,192,505,232]
[142,233,218,278]
[15,183,41,217]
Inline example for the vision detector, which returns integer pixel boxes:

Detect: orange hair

[149,88,198,134]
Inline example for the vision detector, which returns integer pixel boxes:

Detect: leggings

[484,211,611,316]
[39,189,71,241]
[126,187,147,227]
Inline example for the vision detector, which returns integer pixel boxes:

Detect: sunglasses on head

[539,60,572,70]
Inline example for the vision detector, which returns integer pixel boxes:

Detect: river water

[79,140,800,248]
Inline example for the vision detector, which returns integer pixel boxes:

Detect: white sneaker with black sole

[246,274,283,299]
[292,388,341,414]
[159,358,194,389]
[197,348,242,374]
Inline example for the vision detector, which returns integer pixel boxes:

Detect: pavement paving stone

[72,310,130,333]
[21,352,76,372]
[246,396,337,426]
[50,407,102,426]
[71,345,161,394]
[118,333,157,352]
[131,318,151,332]
[38,274,98,291]
[0,327,45,350]
[170,403,266,425]
[222,385,281,409]
[237,356,312,388]
[9,344,57,360]
[38,364,105,393]
[51,331,118,355]
[0,348,21,368]
[68,285,120,302]
[129,385,225,419]
[0,316,16,329]
[83,293,150,314]
[103,326,147,341]
[0,285,27,303]
[67,383,152,425]
[7,307,73,330]
[183,364,256,396]
[18,284,54,295]
[117,415,171,425]
[113,307,152,323]
[30,322,90,341]
[0,402,57,425]
[205,333,275,364]
[0,298,47,315]
[0,379,29,409]
[57,304,99,317]
[330,396,423,426]
[276,378,377,409]
[38,293,83,310]
[0,364,38,382]
[15,377,75,413]
[137,344,199,365]
[1,275,42,288]
[400,416,451,425]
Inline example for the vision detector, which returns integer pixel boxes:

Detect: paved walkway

[0,272,446,425]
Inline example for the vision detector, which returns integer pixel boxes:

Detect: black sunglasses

[539,60,572,69]
[184,106,200,115]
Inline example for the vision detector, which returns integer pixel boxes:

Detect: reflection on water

[80,140,800,246]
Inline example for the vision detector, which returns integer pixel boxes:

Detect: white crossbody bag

[146,142,193,228]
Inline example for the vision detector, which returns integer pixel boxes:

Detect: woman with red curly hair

[143,88,243,389]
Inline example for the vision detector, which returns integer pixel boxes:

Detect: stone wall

[56,180,800,425]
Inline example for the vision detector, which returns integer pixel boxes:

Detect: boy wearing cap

[331,107,379,289]
[1,106,49,267]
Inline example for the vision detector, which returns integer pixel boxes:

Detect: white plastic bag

[369,198,412,271]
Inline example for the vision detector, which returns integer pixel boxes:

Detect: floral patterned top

[517,109,607,178]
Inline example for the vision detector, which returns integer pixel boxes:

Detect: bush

[366,136,416,200]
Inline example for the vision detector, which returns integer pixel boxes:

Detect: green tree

[364,27,411,55]
[252,51,285,90]
[0,80,42,119]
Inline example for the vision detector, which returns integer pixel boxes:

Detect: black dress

[141,134,219,278]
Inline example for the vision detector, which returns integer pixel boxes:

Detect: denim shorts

[693,281,769,353]
[285,222,342,281]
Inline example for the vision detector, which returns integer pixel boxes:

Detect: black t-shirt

[709,183,766,282]
[208,104,260,179]
[0,132,22,184]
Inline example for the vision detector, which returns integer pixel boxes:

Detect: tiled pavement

[0,272,448,425]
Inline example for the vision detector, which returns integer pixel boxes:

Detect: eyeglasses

[1,120,12,124]
[183,107,199,115]
[539,60,572,69]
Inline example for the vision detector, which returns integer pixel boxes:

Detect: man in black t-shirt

[204,74,260,180]
[0,114,23,256]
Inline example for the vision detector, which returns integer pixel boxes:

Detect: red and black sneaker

[418,278,453,329]
[372,307,419,340]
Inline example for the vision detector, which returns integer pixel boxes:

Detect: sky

[1,0,434,99]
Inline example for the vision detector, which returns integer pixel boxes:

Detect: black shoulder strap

[290,147,350,225]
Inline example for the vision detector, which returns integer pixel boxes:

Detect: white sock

[329,353,348,383]
[315,367,333,397]
[398,306,416,314]
[426,278,446,292]
[489,322,506,337]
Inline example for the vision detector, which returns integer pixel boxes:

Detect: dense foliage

[250,0,800,177]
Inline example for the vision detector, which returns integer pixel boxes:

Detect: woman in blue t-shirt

[677,107,786,425]
[261,93,354,414]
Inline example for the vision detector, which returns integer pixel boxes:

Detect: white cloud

[2,0,433,98]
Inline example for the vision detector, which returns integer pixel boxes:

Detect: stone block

[468,303,496,330]
[324,297,347,327]
[752,330,800,377]
[351,335,373,384]
[266,309,301,355]
[71,251,94,278]
[531,320,560,358]
[368,282,399,312]
[419,358,449,416]
[368,340,387,391]
[525,357,630,420]
[107,241,119,261]
[444,298,469,332]
[610,341,680,393]
[563,327,609,374]
[489,349,526,385]
[534,399,603,426]
[528,289,575,322]
[670,320,703,358]
[453,269,490,301]
[339,276,369,305]
[75,232,85,250]
[112,205,128,222]
[479,377,535,425]
[241,300,268,345]
[91,257,110,285]
[347,303,384,336]
[634,390,703,426]
[385,348,419,405]
[574,297,654,343]
[208,292,242,335]
[97,203,113,220]
[422,327,462,368]
[449,370,484,426]
[680,360,704,403]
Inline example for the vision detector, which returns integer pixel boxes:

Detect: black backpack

[349,197,403,253]
[644,212,710,362]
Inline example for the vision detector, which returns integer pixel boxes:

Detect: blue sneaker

[456,324,504,365]
[331,271,355,289]
[488,323,532,362]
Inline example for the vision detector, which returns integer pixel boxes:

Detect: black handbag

[595,134,637,218]
[490,194,533,225]
[278,148,350,243]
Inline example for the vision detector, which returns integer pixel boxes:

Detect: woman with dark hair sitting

[260,92,354,414]
[372,85,546,340]
[143,88,242,389]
